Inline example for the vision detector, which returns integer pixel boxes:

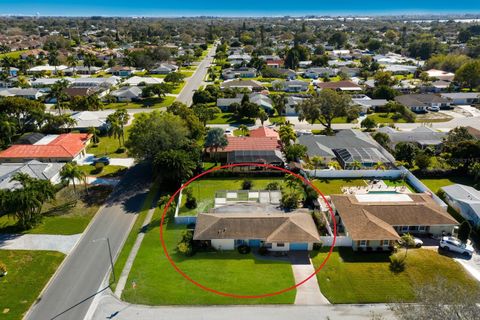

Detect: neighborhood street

[25,162,153,320]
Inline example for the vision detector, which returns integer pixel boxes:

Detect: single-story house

[330,193,458,251]
[383,64,418,74]
[70,77,121,88]
[339,67,360,77]
[395,94,451,113]
[376,126,447,151]
[274,68,297,80]
[216,93,273,113]
[0,133,92,163]
[63,66,101,76]
[227,53,252,65]
[194,208,321,251]
[63,87,99,98]
[27,65,68,75]
[220,79,264,91]
[351,96,388,113]
[425,69,455,82]
[441,184,480,227]
[67,110,133,131]
[0,88,43,100]
[282,96,306,116]
[0,67,19,77]
[31,77,74,88]
[222,67,257,80]
[0,160,65,190]
[440,93,480,105]
[298,129,395,168]
[149,63,178,74]
[107,66,136,77]
[272,80,309,92]
[124,76,164,86]
[316,80,362,92]
[259,55,284,68]
[303,67,337,79]
[421,80,451,93]
[110,86,143,102]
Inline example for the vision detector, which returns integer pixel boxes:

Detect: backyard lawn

[0,185,112,235]
[0,250,65,320]
[120,206,295,305]
[178,177,284,216]
[311,179,367,195]
[366,113,409,124]
[420,176,476,194]
[0,50,26,59]
[207,112,255,125]
[311,248,479,303]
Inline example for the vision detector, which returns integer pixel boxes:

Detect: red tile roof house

[0,133,92,163]
[208,127,285,166]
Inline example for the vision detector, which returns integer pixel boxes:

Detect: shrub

[241,179,253,190]
[313,243,323,251]
[177,241,194,256]
[265,182,281,190]
[0,262,6,275]
[389,255,406,273]
[280,190,301,210]
[184,188,197,209]
[94,162,104,173]
[116,147,126,154]
[258,246,269,255]
[237,244,251,254]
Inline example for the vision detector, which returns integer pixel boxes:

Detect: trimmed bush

[265,182,281,190]
[258,246,269,255]
[94,162,105,174]
[237,244,251,254]
[389,255,406,273]
[241,179,253,190]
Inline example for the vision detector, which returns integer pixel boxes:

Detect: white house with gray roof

[376,126,447,151]
[441,184,480,227]
[440,93,480,105]
[0,160,65,190]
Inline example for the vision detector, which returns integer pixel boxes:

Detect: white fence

[320,236,352,247]
[306,169,403,179]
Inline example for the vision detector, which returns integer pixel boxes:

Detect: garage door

[289,243,308,250]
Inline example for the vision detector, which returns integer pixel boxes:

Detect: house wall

[269,242,290,251]
[320,235,353,247]
[352,240,393,251]
[443,196,480,227]
[211,239,235,250]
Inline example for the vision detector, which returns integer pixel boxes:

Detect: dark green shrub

[258,246,269,255]
[241,179,253,190]
[389,255,406,273]
[265,182,280,190]
[313,243,323,251]
[94,162,104,174]
[237,244,251,254]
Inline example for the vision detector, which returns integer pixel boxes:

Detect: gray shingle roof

[0,160,64,190]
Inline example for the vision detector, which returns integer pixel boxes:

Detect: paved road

[175,44,217,107]
[91,292,396,320]
[25,162,153,320]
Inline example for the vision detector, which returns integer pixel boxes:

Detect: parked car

[439,236,474,256]
[398,236,423,248]
[92,156,110,166]
[427,106,440,112]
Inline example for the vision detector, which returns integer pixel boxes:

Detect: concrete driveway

[0,233,82,254]
[289,251,330,305]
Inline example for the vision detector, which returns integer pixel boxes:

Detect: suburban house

[0,160,65,190]
[273,68,297,80]
[107,66,135,77]
[272,80,309,92]
[383,64,418,75]
[258,55,284,68]
[441,184,480,228]
[222,67,257,79]
[303,67,337,79]
[0,67,19,77]
[316,80,362,92]
[0,133,92,163]
[27,65,68,75]
[220,79,264,91]
[376,126,447,152]
[149,63,178,74]
[395,94,451,113]
[110,86,143,102]
[63,66,101,76]
[0,88,43,100]
[282,96,306,116]
[124,76,164,86]
[216,93,273,113]
[330,193,458,251]
[298,129,395,168]
[31,78,74,88]
[209,127,284,166]
[227,53,252,65]
[351,95,388,113]
[421,80,452,93]
[63,87,99,98]
[425,69,455,82]
[440,92,480,105]
[194,207,321,251]
[70,77,121,89]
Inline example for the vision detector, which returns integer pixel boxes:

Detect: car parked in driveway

[92,156,110,166]
[398,236,423,248]
[439,236,474,256]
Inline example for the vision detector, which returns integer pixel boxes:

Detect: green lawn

[0,185,112,235]
[269,115,286,125]
[103,96,175,110]
[311,248,479,303]
[180,70,195,78]
[121,206,295,305]
[0,250,65,320]
[420,176,477,194]
[110,180,158,291]
[78,165,127,177]
[0,50,27,59]
[178,177,284,216]
[207,112,255,125]
[383,179,414,191]
[171,81,186,94]
[87,135,129,158]
[367,113,409,124]
[311,179,367,195]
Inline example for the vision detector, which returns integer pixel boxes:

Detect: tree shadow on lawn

[310,247,391,263]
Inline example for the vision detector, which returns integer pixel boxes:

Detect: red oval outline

[160,162,337,299]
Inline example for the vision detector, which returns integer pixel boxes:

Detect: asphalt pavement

[25,162,154,320]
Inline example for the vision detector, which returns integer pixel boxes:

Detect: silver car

[439,236,474,256]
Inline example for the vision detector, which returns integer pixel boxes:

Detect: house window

[264,243,272,249]
[382,240,389,246]
[409,226,419,231]
[359,240,367,247]
[276,243,285,247]
[419,226,426,231]
[401,226,409,232]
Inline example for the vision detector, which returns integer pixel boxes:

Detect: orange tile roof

[249,127,279,138]
[221,136,280,152]
[0,133,91,160]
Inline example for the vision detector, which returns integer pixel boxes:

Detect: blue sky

[0,1,480,16]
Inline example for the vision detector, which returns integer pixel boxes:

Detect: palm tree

[373,162,386,170]
[66,55,78,75]
[60,162,87,193]
[278,125,296,147]
[86,93,103,111]
[204,127,228,165]
[46,79,70,115]
[350,160,362,170]
[87,127,100,145]
[107,116,123,148]
[238,124,249,136]
[328,160,342,170]
[47,50,59,73]
[272,94,288,116]
[83,53,95,73]
[0,119,17,145]
[311,156,324,175]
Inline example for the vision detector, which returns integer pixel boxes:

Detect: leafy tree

[372,85,398,100]
[238,124,249,136]
[415,151,432,171]
[374,71,398,87]
[204,127,228,164]
[448,140,480,169]
[284,144,307,162]
[458,221,472,244]
[372,132,391,150]
[271,94,288,116]
[257,109,268,125]
[296,89,351,134]
[192,104,220,126]
[311,156,324,175]
[360,117,377,131]
[328,31,348,48]
[443,126,474,150]
[154,149,196,184]
[395,142,419,167]
[164,72,185,84]
[455,60,480,91]
[278,125,296,147]
[60,162,87,193]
